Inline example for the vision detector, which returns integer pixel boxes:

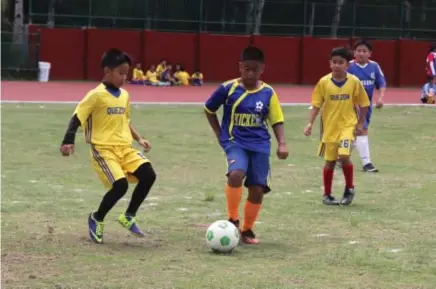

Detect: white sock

[356,135,371,166]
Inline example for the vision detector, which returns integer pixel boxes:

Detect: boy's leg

[338,138,355,206]
[356,107,378,172]
[318,143,339,205]
[224,145,249,228]
[242,151,270,244]
[90,146,129,244]
[119,148,156,237]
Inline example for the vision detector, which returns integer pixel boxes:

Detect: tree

[331,0,346,38]
[246,0,265,35]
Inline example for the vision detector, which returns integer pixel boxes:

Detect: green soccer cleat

[88,212,104,244]
[118,213,146,237]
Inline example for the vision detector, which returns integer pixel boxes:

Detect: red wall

[30,26,431,86]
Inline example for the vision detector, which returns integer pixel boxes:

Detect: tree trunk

[252,0,264,35]
[47,0,57,28]
[331,0,346,38]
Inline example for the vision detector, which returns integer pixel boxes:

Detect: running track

[0,81,426,105]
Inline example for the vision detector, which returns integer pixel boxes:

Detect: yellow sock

[242,200,261,232]
[225,184,243,220]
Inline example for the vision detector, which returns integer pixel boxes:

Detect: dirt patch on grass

[2,251,67,285]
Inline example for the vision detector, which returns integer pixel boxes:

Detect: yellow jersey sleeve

[354,80,370,107]
[268,92,284,126]
[311,79,324,108]
[74,91,98,125]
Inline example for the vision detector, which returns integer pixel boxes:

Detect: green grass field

[2,104,436,289]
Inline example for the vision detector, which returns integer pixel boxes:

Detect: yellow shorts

[318,128,354,161]
[90,145,149,188]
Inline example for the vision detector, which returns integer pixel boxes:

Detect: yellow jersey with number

[311,73,370,143]
[74,83,132,146]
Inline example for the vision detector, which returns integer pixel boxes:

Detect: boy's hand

[60,144,74,156]
[138,138,152,152]
[355,124,364,136]
[375,98,384,109]
[303,123,312,136]
[277,143,289,160]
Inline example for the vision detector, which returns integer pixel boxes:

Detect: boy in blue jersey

[346,39,386,173]
[204,46,289,244]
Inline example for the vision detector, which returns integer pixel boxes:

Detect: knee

[135,163,157,184]
[338,155,351,165]
[325,161,336,169]
[227,170,245,187]
[248,186,264,204]
[112,178,129,196]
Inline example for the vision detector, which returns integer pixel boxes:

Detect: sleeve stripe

[204,105,216,114]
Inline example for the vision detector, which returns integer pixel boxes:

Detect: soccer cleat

[118,214,146,237]
[363,163,379,173]
[340,188,355,206]
[323,195,339,206]
[88,212,104,244]
[228,218,240,229]
[241,229,260,244]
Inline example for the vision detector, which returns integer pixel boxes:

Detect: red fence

[29,26,432,87]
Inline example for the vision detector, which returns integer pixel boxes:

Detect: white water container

[38,61,51,82]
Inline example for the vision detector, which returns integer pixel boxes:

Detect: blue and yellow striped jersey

[204,78,284,154]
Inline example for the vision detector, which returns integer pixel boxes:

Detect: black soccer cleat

[340,188,355,206]
[228,218,240,229]
[323,195,339,206]
[363,163,379,173]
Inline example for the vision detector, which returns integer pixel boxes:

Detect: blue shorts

[192,79,202,86]
[225,144,271,193]
[363,105,373,129]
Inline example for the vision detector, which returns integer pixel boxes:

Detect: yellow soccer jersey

[74,83,133,146]
[311,73,370,143]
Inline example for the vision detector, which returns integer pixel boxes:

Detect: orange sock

[225,184,243,220]
[242,200,261,232]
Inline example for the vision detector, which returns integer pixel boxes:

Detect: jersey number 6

[339,140,350,148]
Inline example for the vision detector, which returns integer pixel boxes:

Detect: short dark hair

[430,43,436,52]
[241,46,264,63]
[331,47,352,62]
[354,39,372,51]
[101,48,132,69]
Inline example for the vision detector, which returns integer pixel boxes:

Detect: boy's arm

[61,92,97,145]
[268,92,286,145]
[306,80,324,129]
[356,81,370,130]
[129,123,142,142]
[204,84,228,140]
[375,63,387,103]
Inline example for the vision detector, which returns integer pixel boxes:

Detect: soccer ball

[205,220,240,253]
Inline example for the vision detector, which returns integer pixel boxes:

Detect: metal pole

[28,0,32,24]
[352,0,357,37]
[88,0,92,27]
[199,0,203,32]
[400,0,404,38]
[303,0,308,36]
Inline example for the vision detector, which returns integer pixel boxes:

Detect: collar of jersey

[235,79,266,93]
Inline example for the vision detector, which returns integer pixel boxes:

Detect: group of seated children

[131,60,203,87]
[421,75,436,104]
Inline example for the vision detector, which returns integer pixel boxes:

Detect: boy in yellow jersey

[304,47,370,206]
[132,63,146,84]
[60,49,157,244]
[156,60,167,79]
[204,46,289,244]
[191,69,203,86]
[176,67,190,86]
